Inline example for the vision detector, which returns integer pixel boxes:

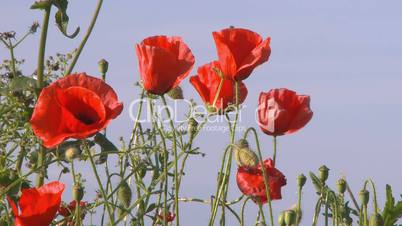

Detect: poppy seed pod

[167,86,184,100]
[336,178,347,194]
[234,145,259,168]
[318,165,330,183]
[369,213,384,226]
[64,147,81,162]
[359,189,370,206]
[278,211,286,226]
[73,184,84,202]
[118,180,132,208]
[284,210,296,226]
[297,174,307,188]
[98,59,109,75]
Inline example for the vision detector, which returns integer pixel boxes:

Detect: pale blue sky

[1,0,402,225]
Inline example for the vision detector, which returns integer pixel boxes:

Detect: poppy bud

[65,147,81,162]
[278,211,286,226]
[237,139,249,149]
[73,184,84,202]
[284,210,296,226]
[188,118,198,139]
[336,178,347,194]
[359,189,370,206]
[297,174,307,188]
[234,146,259,168]
[318,165,329,183]
[118,180,132,208]
[167,86,184,99]
[369,213,384,226]
[98,59,109,76]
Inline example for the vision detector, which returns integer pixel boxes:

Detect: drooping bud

[65,147,81,162]
[167,86,184,100]
[234,143,259,167]
[188,118,198,139]
[284,210,296,226]
[369,213,384,226]
[336,178,347,194]
[278,211,286,226]
[297,174,307,188]
[98,59,109,77]
[73,183,84,202]
[118,180,132,208]
[359,189,370,206]
[318,165,329,183]
[237,139,249,149]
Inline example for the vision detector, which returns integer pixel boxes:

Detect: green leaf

[94,133,118,165]
[309,171,323,193]
[382,184,402,226]
[8,76,36,92]
[53,0,80,39]
[146,203,157,214]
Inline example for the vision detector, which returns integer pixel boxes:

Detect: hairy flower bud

[234,146,259,168]
[284,210,296,226]
[73,184,84,202]
[167,86,184,100]
[297,174,307,188]
[65,147,81,162]
[278,211,286,226]
[336,178,347,194]
[369,213,384,226]
[318,165,329,183]
[359,189,370,206]
[118,180,132,208]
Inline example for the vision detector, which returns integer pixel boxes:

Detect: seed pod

[278,211,286,226]
[167,86,184,100]
[284,210,296,226]
[336,178,347,194]
[118,180,132,208]
[65,147,81,162]
[73,184,84,202]
[318,165,329,183]
[98,59,109,75]
[369,213,384,226]
[234,146,258,168]
[359,189,370,206]
[297,174,307,188]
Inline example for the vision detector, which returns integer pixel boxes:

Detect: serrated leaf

[382,184,402,226]
[53,0,80,39]
[309,171,323,193]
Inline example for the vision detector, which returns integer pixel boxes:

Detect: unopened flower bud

[284,210,296,226]
[65,147,81,162]
[369,213,384,226]
[237,139,249,149]
[359,189,370,206]
[188,118,198,139]
[234,146,258,168]
[297,174,307,188]
[278,211,286,226]
[118,180,132,208]
[318,165,329,183]
[98,59,109,76]
[73,184,84,201]
[336,178,347,194]
[29,22,40,34]
[167,86,184,100]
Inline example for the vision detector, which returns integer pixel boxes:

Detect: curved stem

[65,0,104,75]
[363,179,379,214]
[241,197,251,226]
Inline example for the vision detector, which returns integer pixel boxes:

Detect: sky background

[1,0,402,225]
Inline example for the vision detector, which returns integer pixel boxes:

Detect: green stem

[295,186,302,226]
[241,197,251,226]
[212,77,224,109]
[161,95,180,226]
[84,145,115,224]
[346,182,361,212]
[8,40,17,78]
[363,179,379,214]
[363,204,368,226]
[65,0,104,75]
[325,191,329,226]
[258,204,267,226]
[35,5,51,187]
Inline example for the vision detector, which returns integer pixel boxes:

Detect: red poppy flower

[135,35,195,95]
[30,73,123,148]
[213,27,271,81]
[190,61,248,112]
[58,200,87,217]
[258,88,313,136]
[157,211,176,223]
[8,181,65,226]
[236,159,286,204]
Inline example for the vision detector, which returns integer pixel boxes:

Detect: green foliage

[382,184,402,226]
